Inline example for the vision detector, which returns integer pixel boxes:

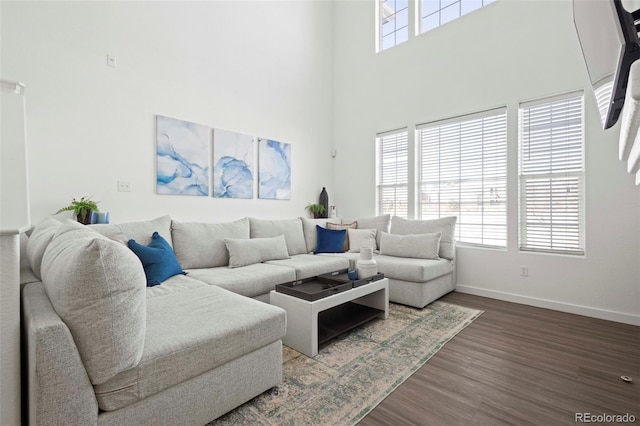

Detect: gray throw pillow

[347,228,378,253]
[343,214,391,249]
[390,216,456,260]
[379,231,441,260]
[225,235,290,268]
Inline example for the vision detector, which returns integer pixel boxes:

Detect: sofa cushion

[128,232,185,286]
[25,217,60,280]
[347,228,377,253]
[93,285,286,411]
[90,215,173,247]
[379,231,441,260]
[225,235,290,268]
[300,217,330,253]
[315,226,346,254]
[40,220,146,385]
[171,218,250,269]
[373,254,454,283]
[266,254,350,280]
[326,221,356,252]
[146,274,209,298]
[249,217,307,255]
[390,216,457,260]
[186,263,296,298]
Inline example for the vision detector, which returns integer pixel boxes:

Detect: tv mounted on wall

[573,0,640,129]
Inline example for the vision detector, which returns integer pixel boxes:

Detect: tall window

[519,93,585,255]
[417,108,507,248]
[379,0,409,51]
[419,0,496,34]
[376,130,409,218]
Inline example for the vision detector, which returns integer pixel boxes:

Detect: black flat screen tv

[573,0,640,129]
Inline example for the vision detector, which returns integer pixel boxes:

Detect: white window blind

[376,130,409,218]
[519,93,585,255]
[417,108,507,248]
[379,0,409,51]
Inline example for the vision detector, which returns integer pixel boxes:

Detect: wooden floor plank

[358,292,640,425]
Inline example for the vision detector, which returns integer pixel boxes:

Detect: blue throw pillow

[314,225,346,254]
[128,232,185,286]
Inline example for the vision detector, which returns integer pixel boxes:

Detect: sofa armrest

[22,282,99,426]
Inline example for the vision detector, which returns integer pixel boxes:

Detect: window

[518,93,585,255]
[376,130,409,218]
[419,0,495,34]
[379,0,409,51]
[417,108,507,248]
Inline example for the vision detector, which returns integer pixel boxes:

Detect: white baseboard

[455,284,640,326]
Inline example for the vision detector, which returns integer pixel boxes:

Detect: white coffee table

[270,278,389,357]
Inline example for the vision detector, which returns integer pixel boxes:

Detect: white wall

[1,1,336,223]
[332,0,640,324]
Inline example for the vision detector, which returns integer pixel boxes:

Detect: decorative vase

[356,247,377,279]
[319,187,328,219]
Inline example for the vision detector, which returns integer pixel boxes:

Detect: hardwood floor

[359,292,640,426]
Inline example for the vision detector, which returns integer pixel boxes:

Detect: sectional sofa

[20,213,456,426]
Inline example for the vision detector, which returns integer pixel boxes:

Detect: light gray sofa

[20,213,456,426]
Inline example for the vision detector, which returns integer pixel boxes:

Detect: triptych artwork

[156,115,291,200]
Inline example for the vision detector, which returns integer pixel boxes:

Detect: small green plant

[306,203,326,219]
[55,196,100,225]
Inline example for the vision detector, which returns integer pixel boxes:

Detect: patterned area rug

[210,301,482,426]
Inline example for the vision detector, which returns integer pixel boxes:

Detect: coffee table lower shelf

[270,278,389,357]
[318,302,383,345]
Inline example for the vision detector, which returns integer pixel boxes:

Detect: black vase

[319,187,328,219]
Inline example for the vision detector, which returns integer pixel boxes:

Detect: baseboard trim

[455,285,640,326]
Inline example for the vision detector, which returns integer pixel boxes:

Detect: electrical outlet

[520,266,529,277]
[118,181,131,192]
[107,54,117,68]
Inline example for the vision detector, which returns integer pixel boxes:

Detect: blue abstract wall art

[213,128,254,198]
[156,115,210,196]
[258,138,291,200]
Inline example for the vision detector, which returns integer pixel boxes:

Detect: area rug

[210,301,482,426]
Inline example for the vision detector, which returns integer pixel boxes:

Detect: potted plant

[55,196,100,225]
[306,203,326,219]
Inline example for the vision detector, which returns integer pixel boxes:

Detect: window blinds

[417,108,507,248]
[519,93,585,255]
[376,129,409,218]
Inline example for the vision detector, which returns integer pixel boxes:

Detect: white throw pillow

[390,216,456,260]
[225,235,290,268]
[379,231,442,260]
[347,228,378,253]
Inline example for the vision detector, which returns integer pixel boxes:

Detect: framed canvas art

[156,115,210,196]
[212,128,254,198]
[258,138,291,200]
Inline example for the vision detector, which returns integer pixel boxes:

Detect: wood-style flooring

[359,292,640,426]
